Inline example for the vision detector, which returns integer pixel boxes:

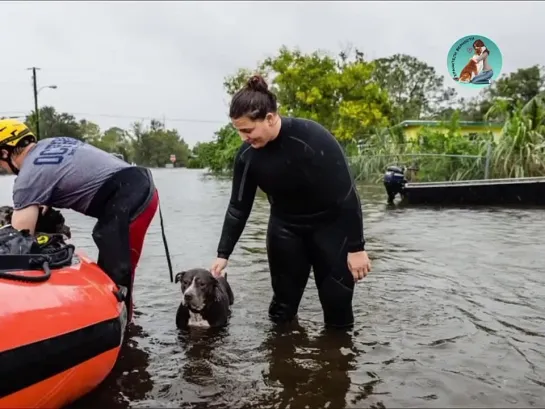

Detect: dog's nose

[184,293,194,301]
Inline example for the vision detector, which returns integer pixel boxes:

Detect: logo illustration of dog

[455,39,488,83]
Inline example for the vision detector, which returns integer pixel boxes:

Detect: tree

[79,119,101,142]
[25,106,84,140]
[486,65,545,104]
[190,124,241,172]
[370,53,458,122]
[223,67,268,97]
[189,141,217,169]
[130,120,191,167]
[90,126,135,163]
[223,46,392,145]
[461,65,545,121]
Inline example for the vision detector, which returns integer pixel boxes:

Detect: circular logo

[447,34,503,88]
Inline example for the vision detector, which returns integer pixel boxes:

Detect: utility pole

[27,67,40,140]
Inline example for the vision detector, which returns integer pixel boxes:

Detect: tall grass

[349,95,545,183]
[486,95,545,178]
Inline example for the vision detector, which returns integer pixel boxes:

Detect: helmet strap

[0,148,20,176]
[7,157,20,175]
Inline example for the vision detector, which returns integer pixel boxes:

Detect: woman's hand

[347,251,371,282]
[210,257,228,277]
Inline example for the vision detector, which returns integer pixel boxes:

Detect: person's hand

[347,251,371,282]
[210,257,228,277]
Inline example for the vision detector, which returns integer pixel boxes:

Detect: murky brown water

[2,168,545,408]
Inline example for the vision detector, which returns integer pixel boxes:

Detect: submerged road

[2,168,544,408]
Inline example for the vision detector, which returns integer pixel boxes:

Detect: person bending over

[210,75,371,329]
[0,119,158,323]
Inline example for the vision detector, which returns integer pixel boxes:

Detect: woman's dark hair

[229,74,278,120]
[473,39,490,55]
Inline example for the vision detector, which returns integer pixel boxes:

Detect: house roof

[398,120,504,128]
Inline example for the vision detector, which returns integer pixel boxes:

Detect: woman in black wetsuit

[210,75,371,329]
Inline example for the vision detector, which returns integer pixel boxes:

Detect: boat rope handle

[158,203,174,283]
[0,260,51,283]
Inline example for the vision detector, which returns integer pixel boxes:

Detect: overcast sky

[1,1,543,147]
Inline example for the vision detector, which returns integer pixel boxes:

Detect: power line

[71,112,226,124]
[0,111,227,124]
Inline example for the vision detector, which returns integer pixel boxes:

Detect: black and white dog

[174,268,234,329]
[0,205,71,238]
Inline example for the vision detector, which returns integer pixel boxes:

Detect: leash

[158,203,174,283]
[140,163,174,284]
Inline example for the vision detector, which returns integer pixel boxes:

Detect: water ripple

[2,171,543,408]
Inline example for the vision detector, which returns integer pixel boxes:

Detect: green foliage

[131,119,190,168]
[194,46,466,174]
[20,106,191,168]
[486,94,545,178]
[6,48,542,182]
[260,46,392,142]
[352,97,545,183]
[26,106,84,140]
[192,46,545,183]
[459,65,545,121]
[192,124,241,173]
[91,126,135,163]
[371,53,457,122]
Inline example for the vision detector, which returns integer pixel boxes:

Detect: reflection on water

[1,170,544,408]
[255,323,358,409]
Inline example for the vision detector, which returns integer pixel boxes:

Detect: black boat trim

[405,176,545,188]
[0,315,123,399]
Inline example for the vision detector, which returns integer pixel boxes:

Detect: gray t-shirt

[13,137,130,215]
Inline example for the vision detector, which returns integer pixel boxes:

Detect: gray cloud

[1,1,542,147]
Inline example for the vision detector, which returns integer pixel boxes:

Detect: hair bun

[247,74,269,93]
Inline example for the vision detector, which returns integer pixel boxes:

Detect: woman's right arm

[216,145,258,260]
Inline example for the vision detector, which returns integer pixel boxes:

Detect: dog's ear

[174,271,186,284]
[0,207,13,224]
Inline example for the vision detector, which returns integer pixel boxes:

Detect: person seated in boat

[0,118,159,322]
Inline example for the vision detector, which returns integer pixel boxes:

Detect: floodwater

[1,168,545,408]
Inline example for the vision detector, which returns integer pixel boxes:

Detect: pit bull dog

[0,205,71,238]
[175,268,234,329]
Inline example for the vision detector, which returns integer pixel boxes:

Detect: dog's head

[0,206,71,238]
[0,206,13,227]
[37,208,71,239]
[175,268,218,312]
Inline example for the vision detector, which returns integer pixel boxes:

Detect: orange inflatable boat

[0,244,128,409]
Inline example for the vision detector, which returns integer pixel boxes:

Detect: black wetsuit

[217,117,365,329]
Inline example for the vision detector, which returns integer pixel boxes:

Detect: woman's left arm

[313,124,365,253]
[339,186,366,253]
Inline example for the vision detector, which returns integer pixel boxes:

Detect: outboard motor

[383,166,407,204]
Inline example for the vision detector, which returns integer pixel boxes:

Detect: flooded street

[2,168,545,408]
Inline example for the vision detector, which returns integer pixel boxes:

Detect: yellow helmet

[0,118,36,148]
